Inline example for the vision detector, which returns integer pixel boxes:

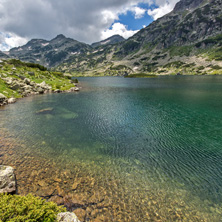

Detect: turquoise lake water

[0,76,222,221]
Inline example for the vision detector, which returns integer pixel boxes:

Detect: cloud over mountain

[0,0,179,50]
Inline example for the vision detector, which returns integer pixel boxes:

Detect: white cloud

[0,0,180,50]
[0,32,28,51]
[131,6,146,19]
[101,23,139,40]
[148,0,179,20]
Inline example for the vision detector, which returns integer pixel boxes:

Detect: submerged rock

[0,165,17,194]
[57,212,80,222]
[36,108,54,115]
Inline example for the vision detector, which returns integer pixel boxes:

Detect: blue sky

[117,3,157,30]
[118,10,153,30]
[0,0,179,51]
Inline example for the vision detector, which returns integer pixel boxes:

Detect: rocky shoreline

[0,165,80,222]
[0,76,80,107]
[0,59,80,107]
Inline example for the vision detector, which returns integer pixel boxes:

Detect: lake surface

[0,76,222,221]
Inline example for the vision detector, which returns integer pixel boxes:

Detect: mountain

[8,0,222,76]
[0,51,9,59]
[56,0,222,76]
[9,34,90,67]
[91,35,125,48]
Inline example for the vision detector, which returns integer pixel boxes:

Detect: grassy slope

[0,59,76,98]
[55,34,222,77]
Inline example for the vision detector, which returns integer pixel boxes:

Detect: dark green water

[0,76,222,221]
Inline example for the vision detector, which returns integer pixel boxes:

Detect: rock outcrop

[0,93,7,106]
[0,165,17,194]
[2,77,52,97]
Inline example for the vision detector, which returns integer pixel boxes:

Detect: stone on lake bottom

[0,165,17,194]
[57,212,81,222]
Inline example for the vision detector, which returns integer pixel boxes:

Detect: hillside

[56,0,222,76]
[9,34,90,68]
[8,0,222,76]
[0,51,9,59]
[91,35,125,48]
[0,59,78,106]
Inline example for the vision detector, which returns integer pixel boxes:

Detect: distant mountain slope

[7,0,222,76]
[57,0,222,76]
[0,51,9,59]
[121,0,221,52]
[91,35,125,48]
[9,34,91,67]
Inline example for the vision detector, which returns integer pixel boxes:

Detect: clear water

[0,76,222,221]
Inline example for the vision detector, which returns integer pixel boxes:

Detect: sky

[0,0,180,51]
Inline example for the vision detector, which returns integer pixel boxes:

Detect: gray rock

[0,165,17,194]
[38,81,51,90]
[29,81,36,87]
[18,75,26,80]
[8,98,16,104]
[0,93,7,106]
[10,83,20,90]
[36,87,44,94]
[57,212,80,222]
[3,77,13,85]
[0,93,6,101]
[22,85,32,91]
[24,78,31,85]
[36,107,53,114]
[54,89,61,93]
[28,71,35,76]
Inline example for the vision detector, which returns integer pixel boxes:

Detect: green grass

[0,79,21,98]
[168,46,193,57]
[126,73,157,78]
[0,59,76,98]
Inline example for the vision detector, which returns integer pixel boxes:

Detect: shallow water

[0,76,222,221]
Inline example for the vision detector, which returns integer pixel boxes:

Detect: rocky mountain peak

[91,34,125,48]
[53,34,66,40]
[173,0,207,12]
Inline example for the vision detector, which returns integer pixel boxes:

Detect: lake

[0,76,222,221]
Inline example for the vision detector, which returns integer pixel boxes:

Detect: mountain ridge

[7,0,222,76]
[91,35,125,48]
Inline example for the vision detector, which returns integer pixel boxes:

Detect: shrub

[0,193,65,222]
[71,78,78,83]
[122,40,140,52]
[26,63,47,71]
[8,59,47,71]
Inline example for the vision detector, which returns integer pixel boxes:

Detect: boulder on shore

[0,93,6,101]
[57,212,80,222]
[0,93,7,106]
[0,165,17,194]
[8,98,16,104]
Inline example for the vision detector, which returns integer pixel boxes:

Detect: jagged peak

[173,0,206,12]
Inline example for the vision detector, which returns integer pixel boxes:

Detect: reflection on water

[0,76,222,221]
